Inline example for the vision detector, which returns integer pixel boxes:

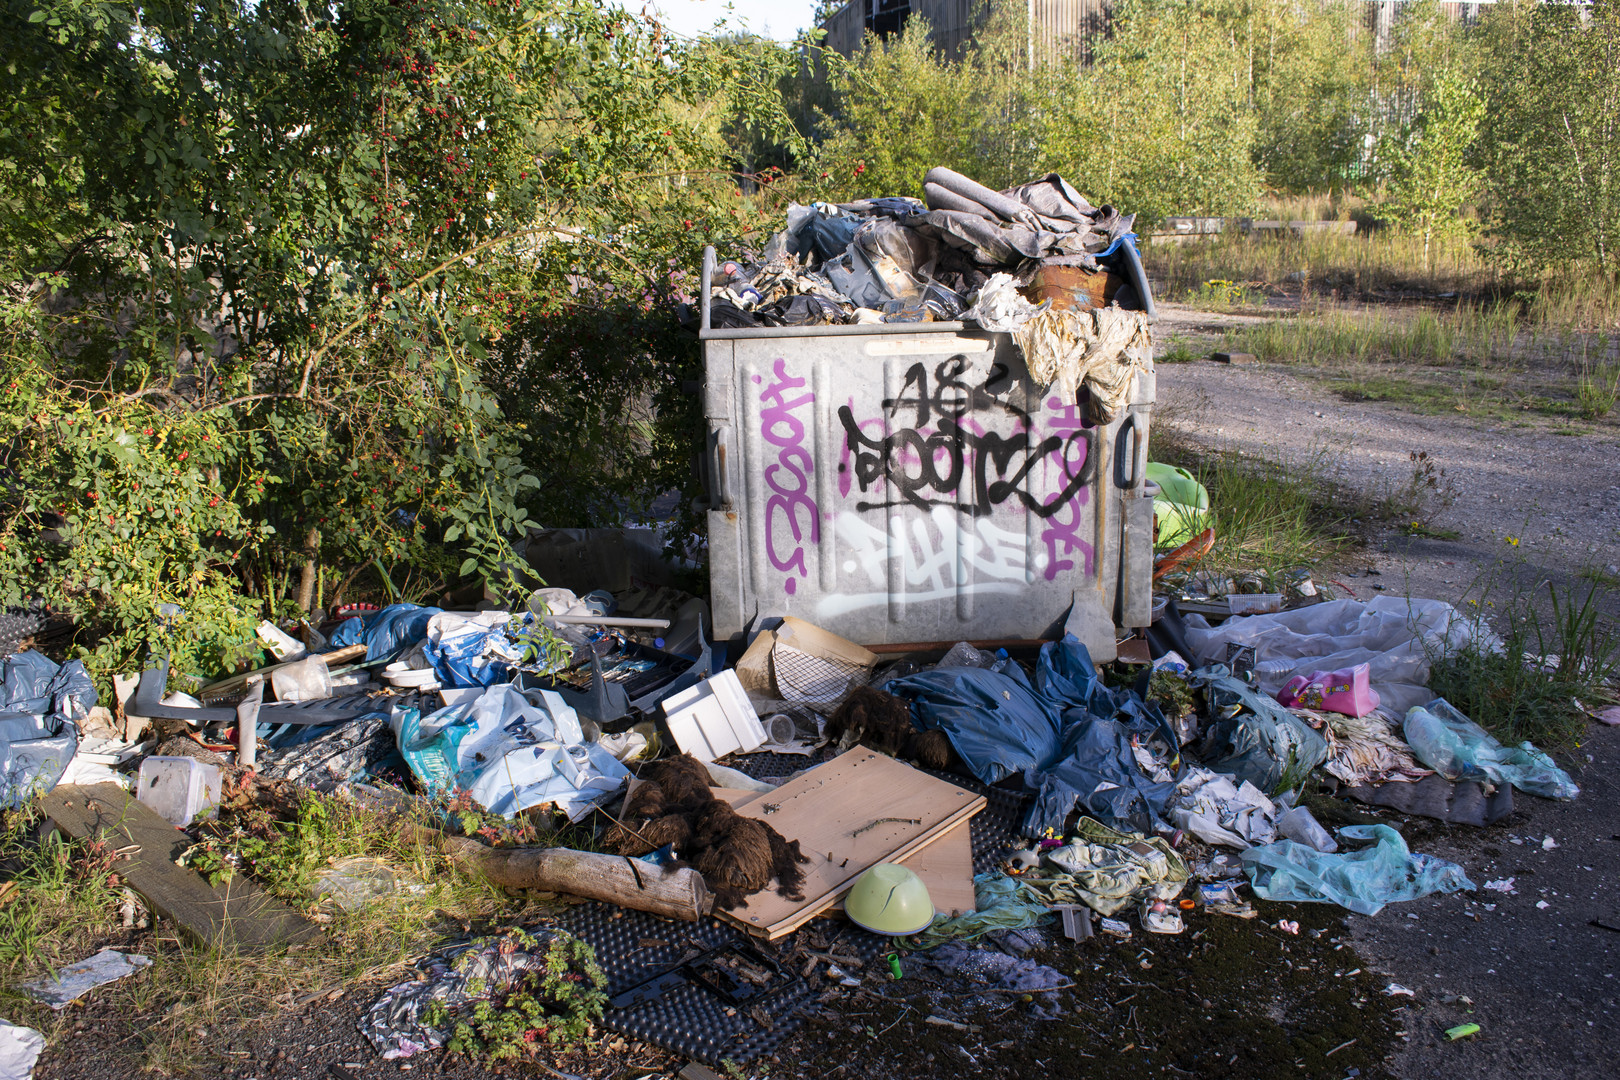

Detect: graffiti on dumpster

[1036,396,1096,580]
[835,358,1097,521]
[754,358,819,595]
[816,505,1037,619]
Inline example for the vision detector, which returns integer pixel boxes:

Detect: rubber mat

[563,904,814,1066]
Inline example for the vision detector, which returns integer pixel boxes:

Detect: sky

[638,0,827,43]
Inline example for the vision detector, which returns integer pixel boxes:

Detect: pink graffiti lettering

[758,359,819,591]
[1038,397,1094,580]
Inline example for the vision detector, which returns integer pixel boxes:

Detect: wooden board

[831,818,975,919]
[714,750,985,939]
[44,784,321,951]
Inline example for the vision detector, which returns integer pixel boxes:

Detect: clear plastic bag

[1403,698,1579,800]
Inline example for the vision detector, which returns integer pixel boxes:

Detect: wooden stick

[431,832,713,922]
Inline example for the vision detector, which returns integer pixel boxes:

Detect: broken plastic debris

[1098,917,1132,939]
[1277,919,1300,935]
[1483,878,1516,894]
[1536,900,1550,910]
[1445,1022,1481,1041]
[18,949,152,1008]
[1383,983,1416,998]
[1541,836,1558,850]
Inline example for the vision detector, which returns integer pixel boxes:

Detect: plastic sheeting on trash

[1242,823,1475,916]
[1027,715,1176,838]
[1170,767,1278,849]
[963,272,1042,332]
[18,948,151,1008]
[1189,669,1329,794]
[1039,817,1188,915]
[333,603,444,663]
[1403,698,1579,800]
[0,651,95,808]
[1183,596,1496,716]
[0,1019,43,1080]
[423,611,531,688]
[390,683,628,819]
[888,636,1177,835]
[362,930,587,1060]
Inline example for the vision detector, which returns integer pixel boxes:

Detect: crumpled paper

[1170,767,1278,849]
[0,1019,44,1080]
[964,272,1043,332]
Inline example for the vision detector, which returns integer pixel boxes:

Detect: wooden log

[436,835,713,922]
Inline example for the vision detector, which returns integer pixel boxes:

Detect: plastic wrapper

[1275,806,1338,852]
[424,611,529,688]
[270,655,333,702]
[1242,823,1475,916]
[1403,698,1579,800]
[18,948,152,1008]
[1276,663,1380,717]
[356,603,444,663]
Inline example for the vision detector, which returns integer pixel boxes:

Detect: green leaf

[458,557,479,577]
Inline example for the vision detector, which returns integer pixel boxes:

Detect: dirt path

[1153,302,1620,611]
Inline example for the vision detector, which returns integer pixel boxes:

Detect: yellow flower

[1505,535,1519,547]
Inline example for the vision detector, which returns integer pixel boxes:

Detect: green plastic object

[845,863,935,936]
[1146,462,1211,549]
[1446,1022,1481,1041]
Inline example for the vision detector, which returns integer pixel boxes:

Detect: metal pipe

[545,614,672,629]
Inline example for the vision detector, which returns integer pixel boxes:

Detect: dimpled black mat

[563,904,814,1066]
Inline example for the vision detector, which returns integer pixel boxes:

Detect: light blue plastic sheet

[1404,698,1579,800]
[362,604,443,663]
[1242,823,1474,916]
[912,872,1053,948]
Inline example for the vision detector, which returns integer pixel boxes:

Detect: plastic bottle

[939,642,991,669]
[987,648,1016,675]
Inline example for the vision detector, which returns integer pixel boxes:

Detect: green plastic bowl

[845,863,935,936]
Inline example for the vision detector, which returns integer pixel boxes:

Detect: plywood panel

[713,750,984,938]
[831,817,975,919]
[45,784,321,951]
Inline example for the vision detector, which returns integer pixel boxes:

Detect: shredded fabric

[915,941,1070,1019]
[1012,306,1153,423]
[1035,816,1189,915]
[913,872,1055,948]
[1295,707,1431,788]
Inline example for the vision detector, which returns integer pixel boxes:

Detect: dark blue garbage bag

[884,662,1062,785]
[1189,668,1328,794]
[1027,715,1177,838]
[888,635,1179,835]
[362,604,443,663]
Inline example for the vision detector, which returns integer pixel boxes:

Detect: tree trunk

[295,527,321,614]
[436,835,713,922]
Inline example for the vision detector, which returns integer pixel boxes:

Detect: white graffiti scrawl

[817,506,1040,618]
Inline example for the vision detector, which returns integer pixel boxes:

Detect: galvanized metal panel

[704,327,1153,644]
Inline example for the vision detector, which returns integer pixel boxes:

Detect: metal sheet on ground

[45,783,321,951]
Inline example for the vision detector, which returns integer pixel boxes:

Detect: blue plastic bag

[1403,698,1579,800]
[1242,823,1474,916]
[362,604,443,663]
[885,663,1063,785]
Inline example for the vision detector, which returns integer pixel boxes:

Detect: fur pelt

[606,753,809,910]
[826,686,958,770]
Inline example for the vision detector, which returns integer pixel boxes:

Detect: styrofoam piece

[437,685,486,709]
[135,756,222,826]
[660,670,767,762]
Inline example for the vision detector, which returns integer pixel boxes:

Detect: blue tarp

[886,636,1178,836]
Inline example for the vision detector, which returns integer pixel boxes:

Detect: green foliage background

[0,0,1613,686]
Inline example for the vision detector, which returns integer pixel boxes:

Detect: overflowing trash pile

[0,515,1591,1073]
[697,167,1157,423]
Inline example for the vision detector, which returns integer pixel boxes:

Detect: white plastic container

[660,669,767,762]
[136,756,222,827]
[270,655,333,701]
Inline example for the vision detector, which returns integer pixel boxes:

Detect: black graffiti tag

[836,359,1095,517]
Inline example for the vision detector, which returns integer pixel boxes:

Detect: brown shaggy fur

[606,753,810,910]
[826,686,959,770]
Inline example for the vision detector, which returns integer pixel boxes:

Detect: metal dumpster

[697,247,1155,659]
